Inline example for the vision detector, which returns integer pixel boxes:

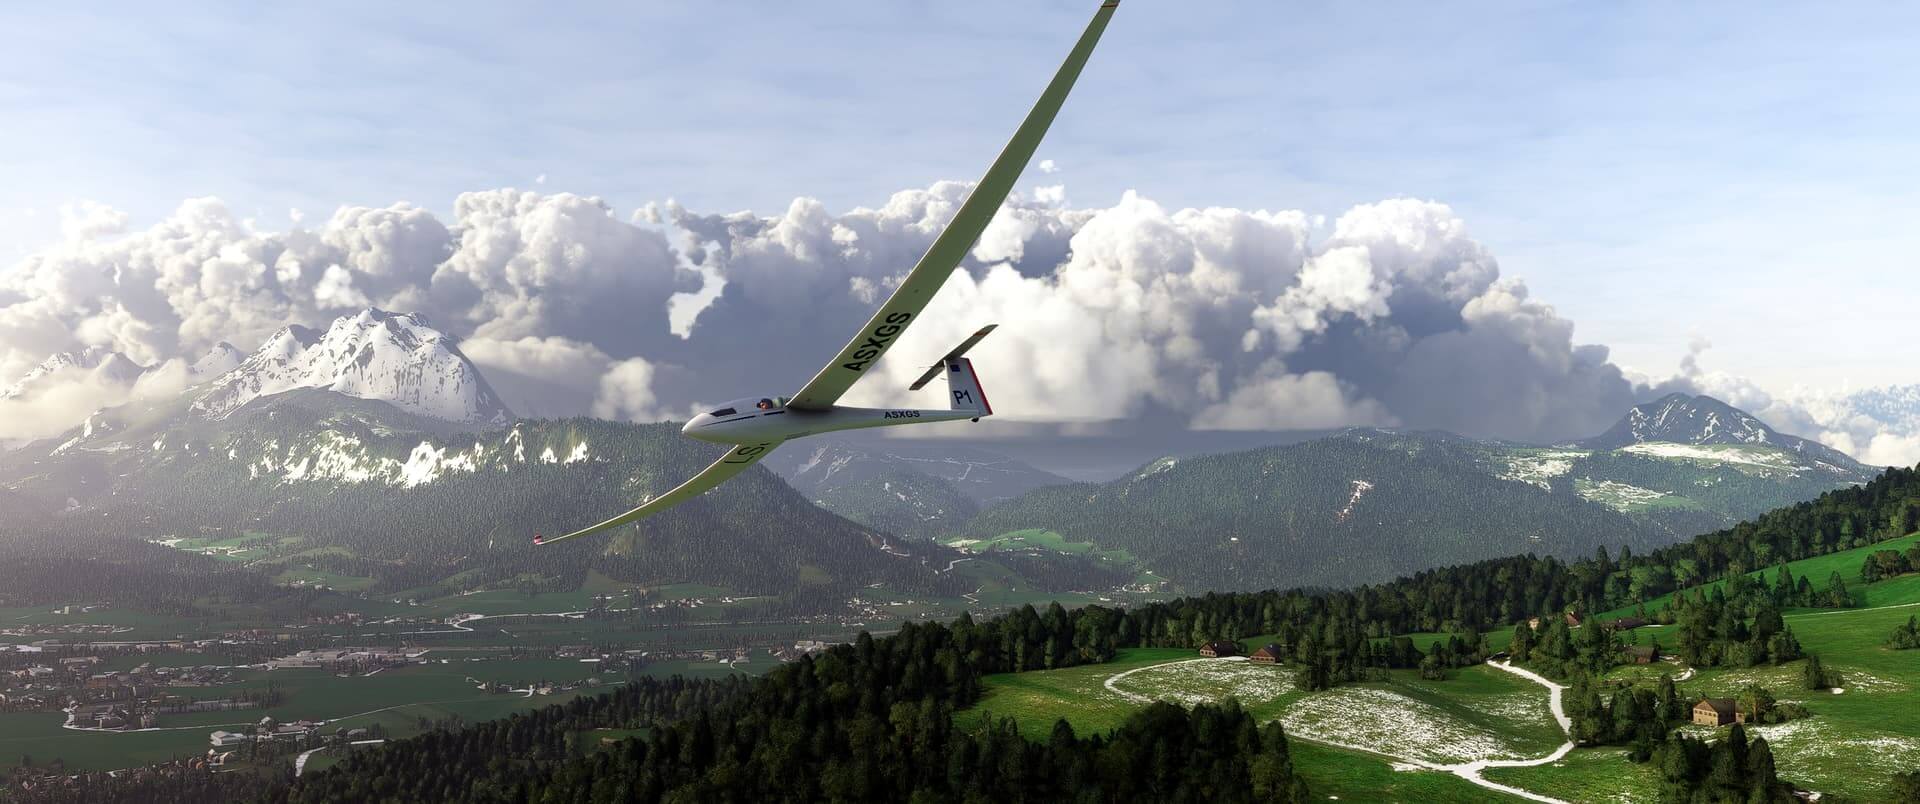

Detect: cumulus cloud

[59,201,129,242]
[591,357,669,422]
[460,335,618,419]
[2,183,1911,461]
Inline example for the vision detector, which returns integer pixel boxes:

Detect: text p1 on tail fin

[947,358,992,420]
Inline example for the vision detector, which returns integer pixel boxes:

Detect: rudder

[947,358,993,419]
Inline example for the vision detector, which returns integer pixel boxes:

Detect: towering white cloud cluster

[667,189,1637,442]
[0,190,690,437]
[2,181,1911,464]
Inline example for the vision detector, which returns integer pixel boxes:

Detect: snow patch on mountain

[1497,451,1587,490]
[1335,479,1374,523]
[239,429,547,488]
[1575,479,1671,511]
[1618,442,1796,469]
[191,309,513,425]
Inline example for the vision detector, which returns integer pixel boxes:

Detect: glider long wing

[787,1,1119,411]
[537,440,782,545]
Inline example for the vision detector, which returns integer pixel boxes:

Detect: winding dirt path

[1098,656,1576,803]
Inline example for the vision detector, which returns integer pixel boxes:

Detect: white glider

[537,2,1119,546]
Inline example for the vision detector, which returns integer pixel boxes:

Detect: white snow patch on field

[1105,657,1294,707]
[1700,663,1906,695]
[1460,690,1559,732]
[1683,718,1920,778]
[1280,687,1527,765]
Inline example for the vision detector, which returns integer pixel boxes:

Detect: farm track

[1095,656,1578,803]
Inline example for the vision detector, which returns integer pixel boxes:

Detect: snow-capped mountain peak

[1615,393,1771,446]
[1581,393,1862,470]
[190,342,245,379]
[190,308,514,425]
[1,346,147,400]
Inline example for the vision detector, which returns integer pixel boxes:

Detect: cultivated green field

[940,528,1148,582]
[0,659,620,774]
[272,566,377,592]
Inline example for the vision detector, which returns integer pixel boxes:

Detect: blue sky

[4,1,1919,391]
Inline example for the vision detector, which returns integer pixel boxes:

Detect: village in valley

[0,593,860,793]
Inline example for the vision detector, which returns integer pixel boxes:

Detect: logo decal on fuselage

[840,312,913,372]
[722,442,774,464]
[883,410,920,419]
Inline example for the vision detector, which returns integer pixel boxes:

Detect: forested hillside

[806,466,981,540]
[962,433,1668,591]
[766,440,1072,540]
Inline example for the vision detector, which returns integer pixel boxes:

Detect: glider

[538,1,1118,545]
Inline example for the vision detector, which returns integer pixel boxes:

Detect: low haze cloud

[2,182,1915,464]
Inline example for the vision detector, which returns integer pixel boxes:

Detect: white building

[209,730,253,747]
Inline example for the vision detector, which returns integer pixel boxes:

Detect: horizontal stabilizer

[909,324,998,391]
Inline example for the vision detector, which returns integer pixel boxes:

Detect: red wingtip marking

[966,358,993,416]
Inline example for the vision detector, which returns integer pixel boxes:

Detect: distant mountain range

[1,343,240,401]
[0,396,961,601]
[1,346,146,399]
[945,394,1877,592]
[960,432,1670,591]
[0,308,1890,604]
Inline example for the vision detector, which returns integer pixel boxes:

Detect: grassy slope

[1566,533,1920,800]
[961,648,1558,802]
[1481,746,1663,803]
[1598,531,1920,619]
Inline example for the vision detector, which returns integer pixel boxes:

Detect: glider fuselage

[683,398,977,445]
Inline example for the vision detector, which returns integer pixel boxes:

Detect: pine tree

[1747,736,1777,799]
[1826,572,1854,608]
[1508,620,1536,662]
[1803,655,1829,690]
[1656,673,1680,723]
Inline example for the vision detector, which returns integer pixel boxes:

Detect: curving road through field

[1098,656,1579,804]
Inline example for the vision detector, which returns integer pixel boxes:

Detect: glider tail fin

[947,357,993,419]
[910,324,998,391]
